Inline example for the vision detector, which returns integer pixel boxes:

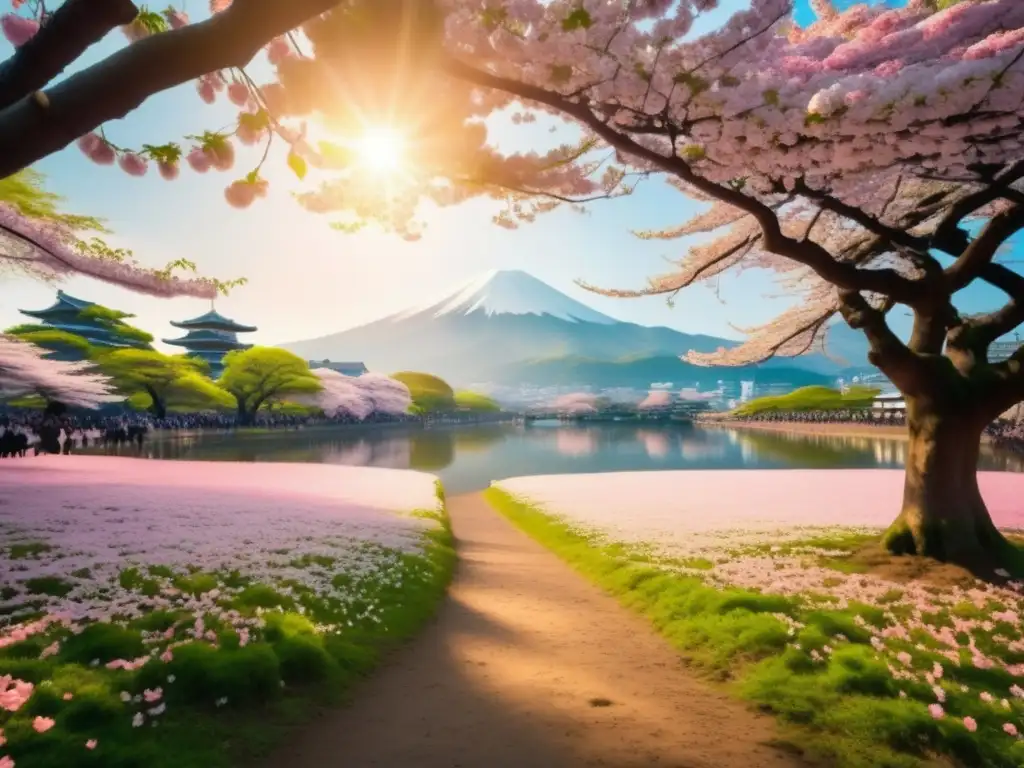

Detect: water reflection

[118,422,1024,495]
[556,429,598,457]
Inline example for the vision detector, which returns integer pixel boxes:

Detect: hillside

[491,355,833,389]
[281,270,870,388]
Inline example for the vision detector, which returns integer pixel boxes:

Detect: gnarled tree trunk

[883,397,1014,571]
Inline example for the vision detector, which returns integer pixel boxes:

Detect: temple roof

[162,329,251,348]
[20,290,95,318]
[170,309,257,333]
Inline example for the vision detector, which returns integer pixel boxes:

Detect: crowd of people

[0,407,427,460]
[698,407,1024,456]
[703,409,908,427]
[986,419,1024,453]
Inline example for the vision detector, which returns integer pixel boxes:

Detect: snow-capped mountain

[394,269,619,325]
[280,270,869,387]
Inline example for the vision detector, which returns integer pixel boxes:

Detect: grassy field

[733,386,880,417]
[486,486,1024,768]
[0,461,455,768]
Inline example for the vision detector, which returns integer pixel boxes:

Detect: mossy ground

[485,487,1024,768]
[0,481,455,768]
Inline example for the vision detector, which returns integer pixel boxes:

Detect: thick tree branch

[945,204,1024,291]
[932,161,1024,256]
[978,263,1024,301]
[0,0,345,180]
[0,0,138,113]
[444,58,930,306]
[796,183,930,253]
[838,289,928,396]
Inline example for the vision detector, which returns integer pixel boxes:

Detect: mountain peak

[396,269,619,325]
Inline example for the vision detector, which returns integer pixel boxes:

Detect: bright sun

[356,128,405,172]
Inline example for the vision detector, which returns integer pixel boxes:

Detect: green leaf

[550,65,573,84]
[317,141,353,168]
[287,152,307,180]
[763,89,780,106]
[673,72,709,94]
[681,145,706,162]
[238,110,271,132]
[562,8,592,31]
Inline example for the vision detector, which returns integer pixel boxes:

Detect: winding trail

[271,493,807,768]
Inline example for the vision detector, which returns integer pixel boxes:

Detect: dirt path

[270,493,806,768]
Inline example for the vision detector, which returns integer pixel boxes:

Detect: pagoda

[19,290,149,352]
[162,306,257,378]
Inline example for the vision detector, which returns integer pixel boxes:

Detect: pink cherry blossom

[163,8,188,29]
[186,148,212,173]
[963,716,978,732]
[206,140,235,171]
[227,82,250,107]
[266,36,291,66]
[196,79,216,104]
[1004,723,1019,737]
[0,756,13,768]
[32,716,55,733]
[85,739,97,750]
[224,181,257,209]
[117,152,148,177]
[158,161,180,181]
[1,14,38,47]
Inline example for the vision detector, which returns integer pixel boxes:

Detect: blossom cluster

[0,335,120,409]
[497,467,1024,756]
[0,203,220,299]
[302,370,413,420]
[0,457,443,765]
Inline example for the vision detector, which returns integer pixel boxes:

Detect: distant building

[163,308,257,378]
[19,290,149,352]
[309,360,368,377]
[872,392,906,416]
[991,335,1020,363]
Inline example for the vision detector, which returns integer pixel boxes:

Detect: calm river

[126,422,1024,495]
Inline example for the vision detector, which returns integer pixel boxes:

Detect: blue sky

[0,0,1019,353]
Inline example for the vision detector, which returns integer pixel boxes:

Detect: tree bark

[883,399,1014,571]
[236,398,252,426]
[145,386,166,420]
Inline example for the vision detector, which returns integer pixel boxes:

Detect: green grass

[484,488,1024,768]
[391,371,456,413]
[453,391,501,413]
[733,385,880,417]
[0,486,455,768]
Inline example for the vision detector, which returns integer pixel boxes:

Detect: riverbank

[0,456,454,768]
[490,469,1024,768]
[264,493,803,768]
[700,419,912,440]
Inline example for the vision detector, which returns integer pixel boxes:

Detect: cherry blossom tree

[549,392,599,415]
[638,390,673,410]
[7,0,1024,568]
[0,334,120,408]
[303,369,412,419]
[429,0,1021,571]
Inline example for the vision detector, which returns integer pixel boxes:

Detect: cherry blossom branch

[443,58,929,307]
[0,0,137,112]
[0,0,345,179]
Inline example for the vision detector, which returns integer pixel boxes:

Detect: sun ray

[356,128,405,172]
